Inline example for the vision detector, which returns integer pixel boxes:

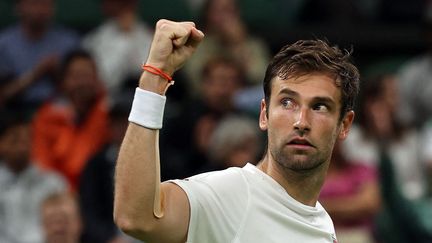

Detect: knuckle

[156,19,168,29]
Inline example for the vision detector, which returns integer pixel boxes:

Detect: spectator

[32,49,109,191]
[82,0,153,102]
[183,0,271,93]
[320,141,381,243]
[0,0,78,110]
[0,111,66,243]
[342,74,429,201]
[207,115,262,170]
[396,19,432,127]
[41,192,82,243]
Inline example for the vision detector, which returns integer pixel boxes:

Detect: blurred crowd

[0,0,432,242]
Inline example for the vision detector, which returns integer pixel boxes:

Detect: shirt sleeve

[170,168,250,243]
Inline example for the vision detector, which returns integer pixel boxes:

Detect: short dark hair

[263,40,360,119]
[58,49,96,83]
[201,56,245,84]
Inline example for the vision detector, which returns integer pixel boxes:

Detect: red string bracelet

[142,64,173,82]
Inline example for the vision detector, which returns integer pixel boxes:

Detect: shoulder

[398,55,432,79]
[171,166,251,208]
[82,21,116,45]
[315,201,336,229]
[170,167,252,242]
[32,165,67,190]
[174,166,248,193]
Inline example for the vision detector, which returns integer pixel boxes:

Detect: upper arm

[130,182,191,243]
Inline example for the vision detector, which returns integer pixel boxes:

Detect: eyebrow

[278,88,336,106]
[278,88,299,98]
[312,97,336,107]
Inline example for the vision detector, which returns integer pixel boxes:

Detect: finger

[156,21,191,46]
[180,21,196,27]
[185,27,204,48]
[172,25,192,47]
[172,22,200,47]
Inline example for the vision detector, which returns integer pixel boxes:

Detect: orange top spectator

[32,50,109,190]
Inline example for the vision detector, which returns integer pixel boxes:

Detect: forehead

[271,73,341,104]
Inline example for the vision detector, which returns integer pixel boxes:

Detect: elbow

[113,210,155,239]
[114,213,145,238]
[113,208,129,231]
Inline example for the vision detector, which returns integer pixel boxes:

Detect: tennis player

[114,19,359,243]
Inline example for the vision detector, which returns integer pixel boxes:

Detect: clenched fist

[140,19,204,94]
[148,20,204,75]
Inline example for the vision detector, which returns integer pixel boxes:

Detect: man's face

[0,124,31,173]
[259,73,353,172]
[62,57,99,109]
[18,0,54,29]
[202,63,241,112]
[42,198,82,243]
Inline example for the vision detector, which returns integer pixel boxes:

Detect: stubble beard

[270,142,332,173]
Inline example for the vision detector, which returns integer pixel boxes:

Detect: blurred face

[42,198,82,243]
[206,0,238,28]
[0,124,31,173]
[259,74,353,172]
[62,57,100,111]
[202,63,241,113]
[17,0,54,29]
[102,0,134,17]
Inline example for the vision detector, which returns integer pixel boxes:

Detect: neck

[257,153,329,207]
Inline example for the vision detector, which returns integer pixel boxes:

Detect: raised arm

[113,20,204,243]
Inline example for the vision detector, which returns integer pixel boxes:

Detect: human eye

[281,98,296,109]
[312,103,330,112]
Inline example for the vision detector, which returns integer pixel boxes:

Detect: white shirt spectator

[83,20,153,100]
[0,164,66,243]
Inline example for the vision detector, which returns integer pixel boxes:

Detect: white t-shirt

[171,163,337,243]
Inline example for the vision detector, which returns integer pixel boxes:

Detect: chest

[232,198,336,243]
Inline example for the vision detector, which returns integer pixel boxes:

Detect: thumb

[185,27,204,48]
[172,26,204,47]
[172,31,191,47]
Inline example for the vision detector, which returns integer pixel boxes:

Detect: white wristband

[128,88,166,129]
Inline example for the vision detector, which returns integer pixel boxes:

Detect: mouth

[286,137,314,149]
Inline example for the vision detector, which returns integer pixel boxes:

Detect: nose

[293,108,311,134]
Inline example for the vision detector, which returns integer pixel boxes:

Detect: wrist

[140,66,176,96]
[144,61,175,77]
[128,88,166,129]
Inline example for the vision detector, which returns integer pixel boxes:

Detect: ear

[259,99,268,131]
[338,110,355,140]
